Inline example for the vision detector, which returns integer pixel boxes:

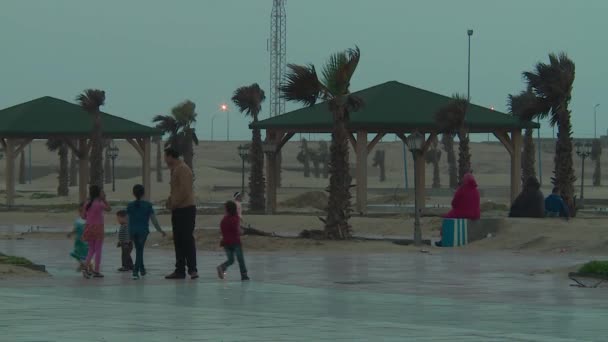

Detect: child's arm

[67,225,76,238]
[101,191,112,212]
[150,213,166,237]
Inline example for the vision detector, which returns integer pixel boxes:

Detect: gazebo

[251,81,539,214]
[0,96,161,206]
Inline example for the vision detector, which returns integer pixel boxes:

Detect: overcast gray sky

[1,0,606,141]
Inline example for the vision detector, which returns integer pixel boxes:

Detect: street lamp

[211,114,220,141]
[467,29,473,101]
[220,104,230,141]
[105,141,119,192]
[575,141,592,209]
[406,131,425,246]
[237,144,250,196]
[594,104,600,139]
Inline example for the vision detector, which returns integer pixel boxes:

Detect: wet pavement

[1,238,608,341]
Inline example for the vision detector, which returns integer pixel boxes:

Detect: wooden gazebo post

[494,129,523,202]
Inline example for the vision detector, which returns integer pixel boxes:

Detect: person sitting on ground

[509,176,545,218]
[545,187,570,219]
[436,172,480,247]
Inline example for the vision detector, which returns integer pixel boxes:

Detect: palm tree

[76,89,106,188]
[523,53,576,212]
[103,140,112,184]
[69,148,78,187]
[435,94,470,183]
[231,83,267,212]
[441,134,458,188]
[281,46,362,239]
[46,139,69,196]
[508,87,548,183]
[591,139,602,186]
[425,137,441,188]
[153,100,199,171]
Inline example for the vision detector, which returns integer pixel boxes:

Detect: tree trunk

[249,122,266,212]
[89,113,104,188]
[58,144,69,196]
[323,106,352,239]
[276,151,282,188]
[521,128,536,183]
[69,150,78,187]
[457,128,471,183]
[432,158,441,188]
[553,106,576,215]
[18,150,26,185]
[593,159,601,186]
[156,138,163,182]
[104,144,112,184]
[442,134,458,188]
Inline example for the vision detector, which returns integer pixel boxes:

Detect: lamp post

[220,104,230,141]
[594,104,600,139]
[467,29,473,101]
[211,114,220,141]
[406,131,425,246]
[105,141,119,192]
[575,141,592,209]
[237,144,249,196]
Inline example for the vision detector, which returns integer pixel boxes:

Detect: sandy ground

[0,264,47,280]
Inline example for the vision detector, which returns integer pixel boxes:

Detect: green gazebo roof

[252,81,539,133]
[0,96,161,138]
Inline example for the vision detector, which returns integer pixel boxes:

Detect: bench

[441,218,504,247]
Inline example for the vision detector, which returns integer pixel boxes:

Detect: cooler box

[441,218,468,247]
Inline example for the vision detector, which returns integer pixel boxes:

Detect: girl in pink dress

[82,185,111,278]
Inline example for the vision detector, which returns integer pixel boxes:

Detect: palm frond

[434,94,469,132]
[232,83,266,117]
[523,52,575,107]
[153,115,179,133]
[508,87,549,122]
[321,46,360,96]
[280,64,322,107]
[76,89,106,112]
[171,100,197,125]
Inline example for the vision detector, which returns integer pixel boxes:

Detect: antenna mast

[269,0,286,117]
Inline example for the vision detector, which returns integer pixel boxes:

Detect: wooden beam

[356,131,368,214]
[395,133,408,144]
[65,139,84,158]
[276,132,295,151]
[5,139,15,207]
[366,133,385,154]
[348,133,357,150]
[127,138,144,157]
[142,137,152,200]
[494,131,513,156]
[14,139,33,156]
[421,132,437,153]
[0,138,6,150]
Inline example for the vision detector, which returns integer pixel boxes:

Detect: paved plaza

[2,238,608,341]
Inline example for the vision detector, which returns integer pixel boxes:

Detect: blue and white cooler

[441,218,468,247]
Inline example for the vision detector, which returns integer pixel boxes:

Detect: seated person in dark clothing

[509,176,545,218]
[545,187,570,218]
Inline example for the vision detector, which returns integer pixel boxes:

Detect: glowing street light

[220,104,230,141]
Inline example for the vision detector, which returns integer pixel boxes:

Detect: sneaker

[140,269,147,277]
[132,274,140,280]
[165,272,186,279]
[241,274,250,281]
[435,241,443,247]
[216,266,225,280]
[82,268,91,279]
[117,267,131,272]
[190,272,199,280]
[92,272,104,278]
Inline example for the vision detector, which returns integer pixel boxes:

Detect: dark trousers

[220,244,247,275]
[120,242,133,269]
[131,231,148,275]
[171,206,197,274]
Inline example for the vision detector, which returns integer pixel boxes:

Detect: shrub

[578,261,608,277]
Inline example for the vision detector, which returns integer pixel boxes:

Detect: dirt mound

[280,191,328,210]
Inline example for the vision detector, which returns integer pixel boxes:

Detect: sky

[1,0,606,141]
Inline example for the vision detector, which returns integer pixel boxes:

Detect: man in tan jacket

[163,148,198,279]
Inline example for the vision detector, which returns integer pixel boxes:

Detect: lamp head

[467,29,474,36]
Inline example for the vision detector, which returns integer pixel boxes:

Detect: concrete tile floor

[1,239,608,341]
